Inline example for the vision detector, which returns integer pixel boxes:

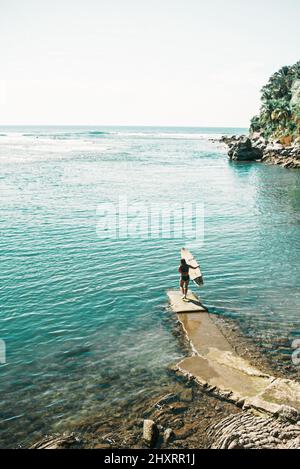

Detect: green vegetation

[250,61,300,143]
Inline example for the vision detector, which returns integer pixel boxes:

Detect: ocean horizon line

[0,124,249,129]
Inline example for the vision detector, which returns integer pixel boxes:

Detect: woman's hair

[181,259,187,265]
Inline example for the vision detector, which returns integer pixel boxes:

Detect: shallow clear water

[0,126,299,447]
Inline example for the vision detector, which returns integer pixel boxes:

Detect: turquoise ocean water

[0,126,300,447]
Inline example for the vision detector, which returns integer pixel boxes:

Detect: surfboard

[180,248,204,287]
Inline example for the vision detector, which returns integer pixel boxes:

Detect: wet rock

[179,388,193,403]
[151,408,166,420]
[174,423,195,439]
[94,443,112,449]
[274,405,300,424]
[214,405,222,413]
[208,412,300,449]
[169,402,188,414]
[252,136,267,151]
[228,137,263,162]
[163,428,174,444]
[171,418,184,429]
[143,420,158,447]
[228,439,242,450]
[221,135,246,146]
[153,393,178,409]
[30,433,79,449]
[222,133,300,168]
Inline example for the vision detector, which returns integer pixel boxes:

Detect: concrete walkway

[167,290,300,417]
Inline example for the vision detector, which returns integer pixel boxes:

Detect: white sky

[0,0,299,127]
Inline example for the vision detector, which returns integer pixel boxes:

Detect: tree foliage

[250,61,300,141]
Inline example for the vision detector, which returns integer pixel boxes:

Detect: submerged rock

[179,388,194,403]
[153,393,178,409]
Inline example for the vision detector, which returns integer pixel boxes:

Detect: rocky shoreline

[29,316,241,449]
[220,134,300,169]
[29,314,300,450]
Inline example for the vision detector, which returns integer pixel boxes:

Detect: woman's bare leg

[184,281,189,298]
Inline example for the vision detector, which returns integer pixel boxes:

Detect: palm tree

[271,100,291,124]
[252,61,300,140]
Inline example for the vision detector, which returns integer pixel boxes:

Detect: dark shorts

[181,275,190,282]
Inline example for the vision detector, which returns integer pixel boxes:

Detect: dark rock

[222,133,300,168]
[171,417,184,428]
[169,403,188,414]
[228,137,263,162]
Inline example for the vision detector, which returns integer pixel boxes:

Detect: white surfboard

[180,248,204,287]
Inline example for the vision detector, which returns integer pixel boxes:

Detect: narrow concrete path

[167,290,300,417]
